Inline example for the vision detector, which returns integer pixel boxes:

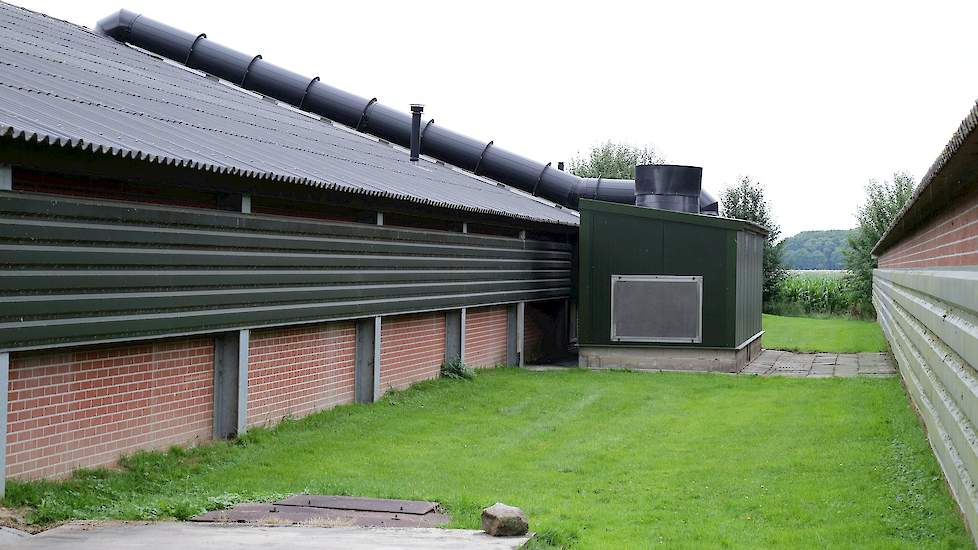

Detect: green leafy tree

[844,172,915,317]
[720,176,787,302]
[569,141,663,179]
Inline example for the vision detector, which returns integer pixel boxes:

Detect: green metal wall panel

[0,192,571,351]
[579,200,764,349]
[735,231,764,345]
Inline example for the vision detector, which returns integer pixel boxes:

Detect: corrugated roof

[0,2,578,226]
[873,99,978,255]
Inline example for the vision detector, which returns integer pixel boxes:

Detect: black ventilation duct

[699,190,720,216]
[634,165,702,213]
[95,10,714,212]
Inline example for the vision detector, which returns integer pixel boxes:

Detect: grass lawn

[762,314,889,353]
[5,369,967,548]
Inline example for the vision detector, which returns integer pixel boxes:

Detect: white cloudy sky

[15,0,978,238]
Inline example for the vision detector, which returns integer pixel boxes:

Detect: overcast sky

[15,0,978,238]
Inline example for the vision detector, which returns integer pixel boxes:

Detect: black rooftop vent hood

[634,164,703,214]
[96,10,717,214]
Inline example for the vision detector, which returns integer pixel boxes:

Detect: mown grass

[4,369,965,548]
[762,313,888,353]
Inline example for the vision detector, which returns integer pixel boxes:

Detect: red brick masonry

[246,322,356,429]
[879,187,978,268]
[380,312,446,392]
[7,337,213,479]
[4,307,524,479]
[464,305,509,367]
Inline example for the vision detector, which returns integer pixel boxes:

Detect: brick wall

[380,312,445,392]
[465,305,509,367]
[7,337,213,479]
[878,187,978,268]
[246,322,356,429]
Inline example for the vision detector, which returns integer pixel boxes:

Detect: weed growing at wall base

[440,357,474,380]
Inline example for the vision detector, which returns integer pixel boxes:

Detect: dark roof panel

[0,3,578,226]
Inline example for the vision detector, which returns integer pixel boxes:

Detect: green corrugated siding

[0,192,571,351]
[579,200,761,349]
[735,231,764,346]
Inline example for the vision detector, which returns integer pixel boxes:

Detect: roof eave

[872,99,978,257]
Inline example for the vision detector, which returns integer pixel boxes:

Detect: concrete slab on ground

[529,350,897,379]
[740,350,896,378]
[0,526,28,545]
[0,522,530,550]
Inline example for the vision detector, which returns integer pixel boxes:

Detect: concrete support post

[355,317,382,403]
[445,309,466,364]
[506,304,519,366]
[0,165,11,191]
[518,302,526,367]
[372,317,382,401]
[507,302,526,367]
[0,352,8,499]
[235,330,249,432]
[213,329,249,439]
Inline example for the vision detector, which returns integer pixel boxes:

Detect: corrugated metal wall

[0,192,571,351]
[873,267,978,536]
[735,231,764,346]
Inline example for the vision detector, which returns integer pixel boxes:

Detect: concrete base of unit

[579,334,763,373]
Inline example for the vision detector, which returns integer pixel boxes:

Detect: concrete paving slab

[538,350,897,379]
[739,350,896,378]
[834,365,858,377]
[0,521,530,550]
[0,526,28,545]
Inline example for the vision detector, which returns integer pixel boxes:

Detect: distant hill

[781,230,853,270]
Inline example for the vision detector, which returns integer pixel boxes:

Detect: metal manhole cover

[276,495,438,515]
[189,495,449,528]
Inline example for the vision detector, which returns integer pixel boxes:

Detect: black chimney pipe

[410,104,423,162]
[94,10,715,211]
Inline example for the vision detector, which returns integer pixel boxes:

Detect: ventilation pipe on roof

[95,10,715,213]
[410,104,423,162]
[634,165,702,214]
[699,189,719,216]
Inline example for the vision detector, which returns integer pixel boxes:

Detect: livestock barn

[0,4,581,486]
[873,103,978,537]
[0,2,764,493]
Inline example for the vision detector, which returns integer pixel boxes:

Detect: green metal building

[577,199,767,372]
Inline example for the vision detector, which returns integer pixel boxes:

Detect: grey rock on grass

[481,503,528,537]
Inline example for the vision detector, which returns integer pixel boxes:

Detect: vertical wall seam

[0,351,8,498]
[372,316,382,402]
[236,328,249,435]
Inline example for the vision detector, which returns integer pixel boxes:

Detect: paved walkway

[740,350,896,377]
[0,522,530,550]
